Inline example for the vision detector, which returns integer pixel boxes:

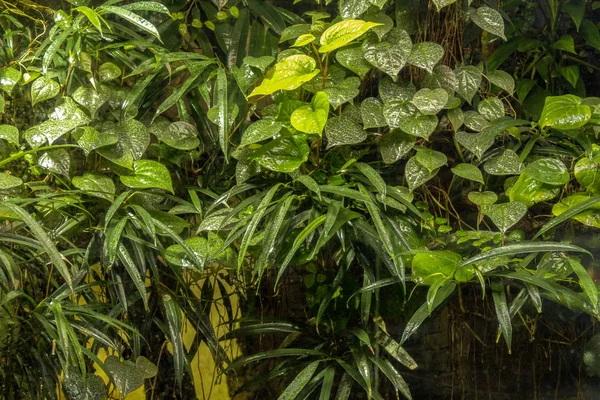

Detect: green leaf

[415,148,447,172]
[569,258,599,314]
[241,120,283,145]
[411,88,448,115]
[0,67,22,95]
[539,94,591,130]
[249,55,319,97]
[486,70,514,94]
[483,149,522,175]
[278,361,320,400]
[38,149,70,176]
[154,121,200,150]
[64,369,106,400]
[370,357,412,400]
[225,348,325,371]
[422,64,457,95]
[72,85,109,119]
[99,62,121,82]
[564,0,585,31]
[432,0,456,11]
[100,5,161,41]
[451,163,484,183]
[361,97,386,128]
[121,1,171,14]
[523,158,569,186]
[468,191,498,206]
[581,19,600,51]
[407,42,444,73]
[72,126,117,155]
[72,173,115,201]
[355,162,386,195]
[464,111,489,131]
[250,136,309,173]
[291,92,329,135]
[575,158,600,193]
[5,203,72,287]
[323,77,360,109]
[454,65,482,104]
[560,65,580,88]
[379,77,415,103]
[364,11,394,39]
[319,20,381,53]
[491,282,512,351]
[165,237,209,267]
[280,24,311,43]
[136,356,158,379]
[244,56,275,72]
[477,97,504,121]
[471,6,506,40]
[508,173,560,207]
[375,331,418,369]
[120,160,173,193]
[379,129,415,164]
[411,250,463,285]
[362,28,412,79]
[405,156,438,191]
[292,34,316,47]
[400,112,438,139]
[325,116,367,148]
[31,77,60,107]
[216,68,229,157]
[0,173,23,190]
[0,125,19,145]
[162,295,184,391]
[550,194,600,229]
[117,244,148,310]
[336,46,373,78]
[455,130,495,159]
[447,108,464,132]
[481,202,528,233]
[551,35,576,54]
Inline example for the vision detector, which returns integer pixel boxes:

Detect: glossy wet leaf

[31,77,60,107]
[463,111,489,131]
[280,24,311,43]
[478,97,504,121]
[483,149,522,175]
[99,62,121,82]
[72,173,115,201]
[455,130,495,159]
[552,194,600,228]
[575,158,600,193]
[154,121,200,150]
[120,160,173,193]
[412,251,463,285]
[405,156,438,191]
[26,98,91,145]
[325,116,368,148]
[383,100,415,129]
[362,28,411,79]
[0,173,23,190]
[523,158,569,186]
[241,120,283,145]
[415,148,447,172]
[319,20,381,53]
[165,237,210,267]
[491,282,512,351]
[468,191,498,206]
[486,70,514,94]
[360,97,385,128]
[481,202,527,233]
[379,77,415,103]
[323,77,360,109]
[336,46,373,78]
[375,331,418,369]
[250,136,310,173]
[364,12,394,39]
[0,125,19,145]
[447,108,464,132]
[100,5,161,40]
[411,88,448,115]
[0,67,21,94]
[292,34,316,47]
[39,149,70,176]
[569,258,599,314]
[104,355,144,397]
[73,85,109,118]
[291,91,329,135]
[452,163,484,183]
[278,361,320,400]
[63,369,106,400]
[539,94,591,130]
[249,55,320,97]
[407,42,444,73]
[379,129,415,164]
[471,6,506,40]
[454,66,482,104]
[399,111,438,139]
[508,173,560,207]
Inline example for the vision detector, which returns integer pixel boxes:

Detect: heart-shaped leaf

[411,88,448,115]
[362,28,412,79]
[72,173,115,201]
[249,136,309,173]
[99,62,122,82]
[411,250,462,285]
[415,148,447,172]
[31,77,60,107]
[0,125,19,144]
[399,112,438,139]
[523,158,570,186]
[122,119,150,159]
[454,65,482,104]
[38,149,70,176]
[63,368,107,400]
[383,100,416,128]
[336,45,373,78]
[378,77,415,103]
[0,67,21,94]
[405,156,439,191]
[0,173,23,190]
[323,77,360,108]
[575,158,600,193]
[407,42,444,73]
[361,97,386,128]
[508,173,560,207]
[104,355,144,398]
[482,202,528,233]
[379,129,415,164]
[136,356,158,379]
[364,12,394,39]
[486,70,515,94]
[483,150,522,175]
[154,121,200,150]
[455,130,495,159]
[540,94,591,130]
[552,194,600,229]
[447,108,464,132]
[291,91,329,135]
[452,163,484,183]
[73,85,109,118]
[422,65,457,95]
[120,160,174,193]
[72,126,119,155]
[478,97,504,121]
[319,20,381,53]
[292,34,316,47]
[249,55,320,97]
[468,191,498,206]
[471,6,506,40]
[325,116,368,148]
[241,120,283,145]
[464,111,490,131]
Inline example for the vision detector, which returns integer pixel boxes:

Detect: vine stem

[0,144,79,167]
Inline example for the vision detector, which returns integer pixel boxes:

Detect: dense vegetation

[1,0,600,398]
